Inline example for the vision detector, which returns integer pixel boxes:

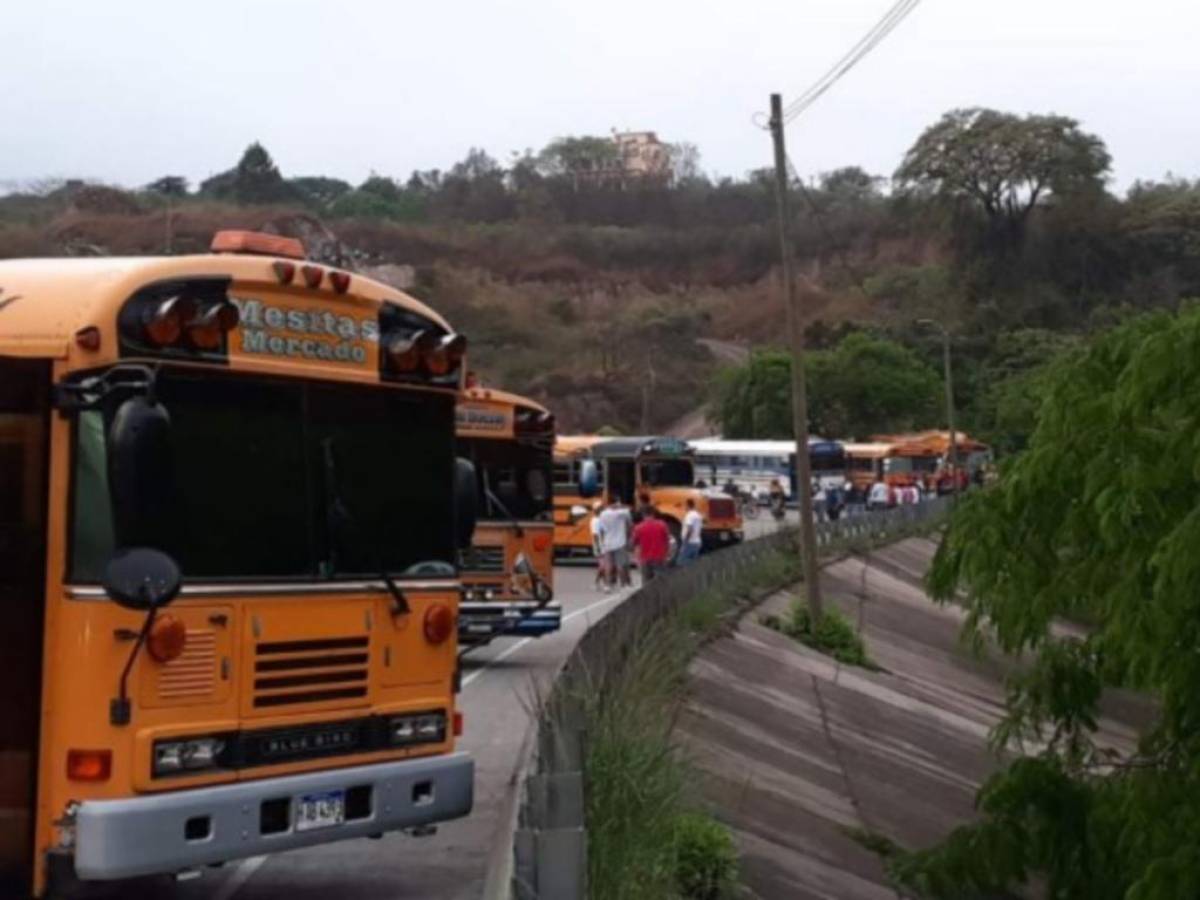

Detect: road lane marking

[462,592,627,689]
[214,855,267,900]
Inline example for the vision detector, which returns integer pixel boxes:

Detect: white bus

[690,439,848,500]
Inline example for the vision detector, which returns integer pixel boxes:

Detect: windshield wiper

[482,469,524,537]
[321,437,410,616]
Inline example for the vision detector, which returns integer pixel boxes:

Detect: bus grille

[708,498,736,520]
[157,628,217,702]
[253,636,370,709]
[460,545,506,574]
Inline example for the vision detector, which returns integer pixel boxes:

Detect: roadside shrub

[762,604,874,668]
[673,812,739,899]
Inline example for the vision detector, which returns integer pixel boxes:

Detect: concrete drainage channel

[494,499,951,899]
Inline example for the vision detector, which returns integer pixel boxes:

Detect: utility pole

[940,328,959,504]
[769,93,823,619]
[918,318,959,503]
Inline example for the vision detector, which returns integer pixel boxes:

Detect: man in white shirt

[596,497,634,588]
[868,478,890,512]
[680,498,704,564]
[589,501,608,590]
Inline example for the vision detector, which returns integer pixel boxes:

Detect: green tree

[896,108,1111,246]
[710,350,792,439]
[710,334,940,440]
[896,308,1200,898]
[144,175,188,198]
[290,176,352,208]
[537,136,620,188]
[200,143,296,205]
[968,328,1079,454]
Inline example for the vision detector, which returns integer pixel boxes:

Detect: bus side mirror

[578,460,599,498]
[103,547,181,611]
[455,458,478,550]
[107,396,174,549]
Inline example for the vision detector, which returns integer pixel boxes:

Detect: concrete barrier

[506,497,949,899]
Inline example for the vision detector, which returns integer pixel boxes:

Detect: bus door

[0,359,49,895]
[606,458,637,506]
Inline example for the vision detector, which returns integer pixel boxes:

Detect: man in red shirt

[632,507,672,583]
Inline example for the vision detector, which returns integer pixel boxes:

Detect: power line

[782,0,922,124]
[783,0,919,121]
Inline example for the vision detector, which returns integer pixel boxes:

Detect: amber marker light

[185,301,240,351]
[423,333,468,376]
[144,296,194,347]
[147,615,188,664]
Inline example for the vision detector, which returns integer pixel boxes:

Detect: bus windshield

[809,448,846,475]
[70,369,457,582]
[461,437,552,521]
[640,457,695,488]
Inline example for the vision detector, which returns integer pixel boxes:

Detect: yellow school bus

[456,386,558,643]
[0,231,476,897]
[553,435,743,557]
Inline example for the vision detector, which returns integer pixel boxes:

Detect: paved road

[147,565,634,900]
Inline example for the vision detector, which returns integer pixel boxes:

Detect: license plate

[466,623,494,633]
[295,790,345,832]
[721,532,732,541]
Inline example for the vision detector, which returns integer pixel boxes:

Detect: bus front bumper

[459,600,562,641]
[70,752,474,881]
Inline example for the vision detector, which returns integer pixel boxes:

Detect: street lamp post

[917,319,959,503]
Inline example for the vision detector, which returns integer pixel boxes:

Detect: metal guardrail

[507,497,950,899]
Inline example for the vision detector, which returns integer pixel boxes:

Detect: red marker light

[67,749,112,782]
[301,265,323,289]
[74,326,101,352]
[329,271,351,294]
[273,261,296,285]
[453,711,464,737]
[423,604,455,645]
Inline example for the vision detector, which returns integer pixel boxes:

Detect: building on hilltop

[611,131,672,183]
[569,130,673,189]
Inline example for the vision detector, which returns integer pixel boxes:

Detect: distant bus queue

[691,431,993,513]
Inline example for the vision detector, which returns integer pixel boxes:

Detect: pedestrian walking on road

[867,477,890,512]
[596,496,634,589]
[812,479,828,522]
[632,507,672,583]
[589,501,609,591]
[768,478,787,526]
[826,483,844,521]
[680,498,704,565]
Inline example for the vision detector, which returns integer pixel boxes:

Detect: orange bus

[553,435,742,558]
[0,231,477,897]
[871,431,991,493]
[456,386,558,643]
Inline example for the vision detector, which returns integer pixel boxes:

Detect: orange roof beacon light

[210,230,306,260]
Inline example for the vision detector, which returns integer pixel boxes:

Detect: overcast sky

[3,0,1194,194]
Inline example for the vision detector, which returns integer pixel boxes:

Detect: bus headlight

[153,737,226,776]
[389,711,447,746]
[513,553,533,576]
